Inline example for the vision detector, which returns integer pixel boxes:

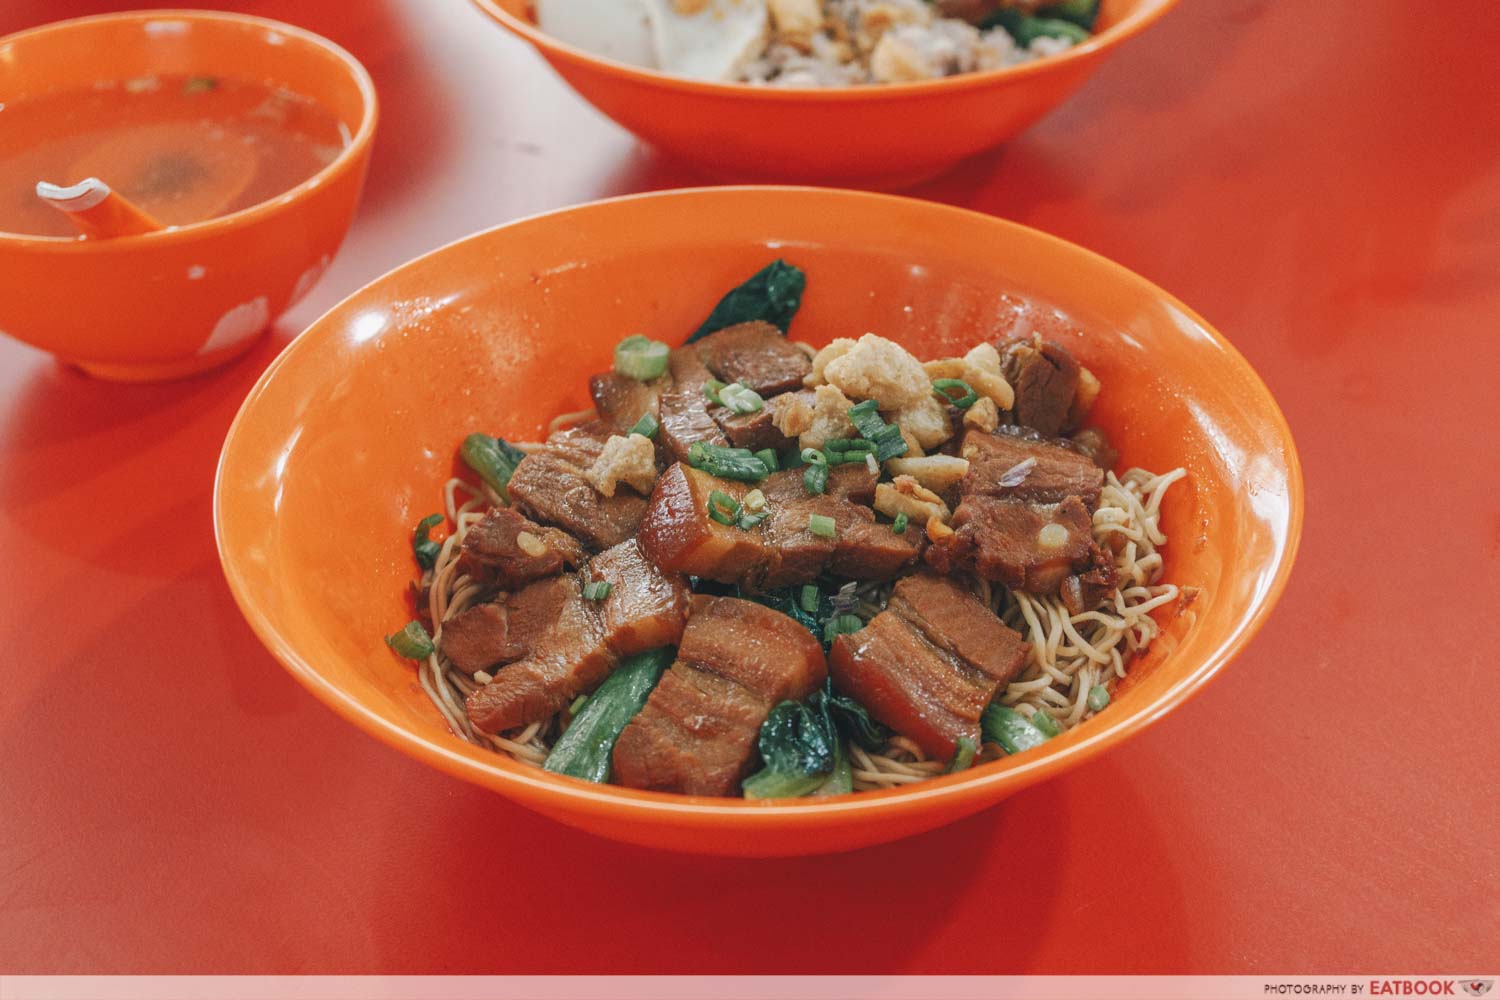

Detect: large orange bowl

[471,0,1176,186]
[215,187,1302,856]
[0,11,376,381]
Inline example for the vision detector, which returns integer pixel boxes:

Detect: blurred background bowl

[471,0,1176,188]
[0,10,377,381]
[215,187,1301,857]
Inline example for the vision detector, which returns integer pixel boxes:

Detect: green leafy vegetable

[742,700,835,800]
[1031,710,1062,738]
[1037,0,1099,29]
[461,434,527,497]
[543,648,672,783]
[613,334,670,381]
[816,681,891,751]
[411,513,444,570]
[983,8,1091,45]
[981,703,1051,755]
[385,621,434,660]
[688,259,807,343]
[947,737,978,773]
[814,736,854,797]
[628,412,660,439]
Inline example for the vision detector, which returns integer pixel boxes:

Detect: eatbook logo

[1461,983,1493,997]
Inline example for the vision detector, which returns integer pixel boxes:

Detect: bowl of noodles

[215,187,1301,856]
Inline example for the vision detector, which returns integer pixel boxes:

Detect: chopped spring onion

[980,704,1050,755]
[582,580,613,601]
[1031,710,1062,738]
[742,488,767,513]
[737,510,769,530]
[460,434,527,497]
[568,694,589,716]
[1087,685,1111,712]
[703,379,727,406]
[803,463,830,495]
[411,513,444,570]
[753,448,779,472]
[822,613,864,644]
[932,378,979,409]
[947,737,978,773]
[799,584,820,614]
[737,489,769,530]
[847,399,909,462]
[687,441,771,482]
[800,447,828,466]
[718,382,765,414]
[708,490,742,525]
[865,453,879,474]
[807,513,836,539]
[892,512,909,535]
[628,412,660,440]
[823,437,877,465]
[385,621,434,660]
[613,334,669,381]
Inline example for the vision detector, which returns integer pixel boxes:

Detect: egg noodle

[408,417,1187,794]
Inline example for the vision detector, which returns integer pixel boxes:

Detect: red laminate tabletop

[1,0,1496,976]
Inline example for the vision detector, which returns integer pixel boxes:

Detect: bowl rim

[214,185,1304,827]
[0,8,379,249]
[469,0,1179,102]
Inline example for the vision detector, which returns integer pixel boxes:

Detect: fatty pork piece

[589,370,669,436]
[455,505,587,590]
[463,540,690,731]
[612,596,827,797]
[829,574,1028,761]
[507,419,651,550]
[657,323,813,462]
[927,428,1117,606]
[638,463,920,590]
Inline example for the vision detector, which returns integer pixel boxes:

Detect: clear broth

[0,73,348,237]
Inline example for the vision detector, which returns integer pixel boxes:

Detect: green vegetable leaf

[544,649,672,783]
[947,737,978,773]
[461,434,527,498]
[813,679,891,752]
[983,8,1091,45]
[411,513,444,570]
[1037,0,1099,29]
[742,699,835,800]
[981,703,1051,755]
[687,260,807,343]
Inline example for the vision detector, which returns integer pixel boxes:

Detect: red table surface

[2,0,1497,977]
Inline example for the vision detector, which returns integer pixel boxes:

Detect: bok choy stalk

[980,703,1052,756]
[543,648,673,783]
[461,434,528,498]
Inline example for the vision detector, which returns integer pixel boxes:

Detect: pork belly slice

[589,371,669,435]
[456,506,587,590]
[1001,337,1081,437]
[440,575,574,675]
[927,495,1095,596]
[612,596,827,796]
[693,321,812,397]
[508,420,650,551]
[464,540,690,733]
[711,389,809,452]
[829,575,1027,761]
[659,346,730,463]
[958,428,1103,509]
[638,464,919,589]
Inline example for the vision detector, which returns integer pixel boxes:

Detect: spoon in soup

[34,178,164,239]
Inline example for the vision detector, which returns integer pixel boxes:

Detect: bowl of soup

[0,10,377,381]
[469,0,1176,187]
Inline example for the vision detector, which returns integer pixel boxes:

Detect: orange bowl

[215,187,1302,856]
[0,11,377,382]
[471,0,1176,187]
